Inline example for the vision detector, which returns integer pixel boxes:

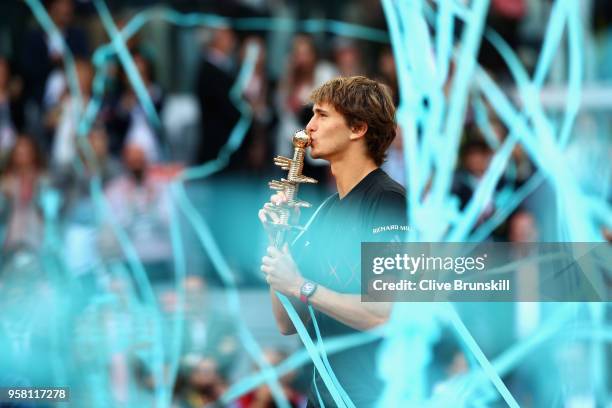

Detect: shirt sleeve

[366,191,408,242]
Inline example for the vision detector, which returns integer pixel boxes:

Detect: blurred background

[0,0,610,407]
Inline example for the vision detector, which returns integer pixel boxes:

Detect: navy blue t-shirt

[293,168,407,407]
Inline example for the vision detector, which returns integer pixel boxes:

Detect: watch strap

[299,281,317,304]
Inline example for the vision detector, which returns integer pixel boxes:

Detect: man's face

[50,0,73,28]
[123,144,147,172]
[212,27,236,56]
[306,102,355,162]
[464,149,491,178]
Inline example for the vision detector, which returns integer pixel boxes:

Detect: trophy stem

[273,230,286,249]
[265,129,318,248]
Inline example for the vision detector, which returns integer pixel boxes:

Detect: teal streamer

[93,0,162,132]
[533,0,569,88]
[447,134,517,241]
[89,175,168,406]
[181,41,259,181]
[381,0,421,241]
[468,172,546,242]
[275,293,350,408]
[309,306,356,408]
[166,184,187,408]
[558,0,583,148]
[377,303,441,407]
[172,183,291,408]
[168,42,292,407]
[435,0,454,89]
[221,328,383,403]
[445,305,520,408]
[24,0,83,114]
[399,0,437,240]
[429,0,490,222]
[110,10,389,45]
[19,1,612,407]
[471,93,501,149]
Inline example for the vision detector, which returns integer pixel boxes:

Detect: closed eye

[313,108,329,118]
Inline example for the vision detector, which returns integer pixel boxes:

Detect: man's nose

[306,117,316,133]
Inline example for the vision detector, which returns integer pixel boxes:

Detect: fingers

[258,209,267,223]
[269,245,292,259]
[259,206,280,224]
[271,192,299,214]
[260,191,301,227]
[261,253,278,272]
[263,203,281,223]
[271,192,288,205]
[266,246,282,257]
[261,249,281,275]
[260,259,274,285]
[261,255,273,265]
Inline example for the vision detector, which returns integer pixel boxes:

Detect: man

[101,143,172,279]
[22,0,89,107]
[259,76,407,407]
[194,26,240,165]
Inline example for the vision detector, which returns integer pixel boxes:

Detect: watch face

[301,281,316,296]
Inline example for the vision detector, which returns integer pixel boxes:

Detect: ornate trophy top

[265,129,318,246]
[292,130,311,148]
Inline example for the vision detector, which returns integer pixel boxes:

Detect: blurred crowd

[3,0,601,268]
[0,0,611,406]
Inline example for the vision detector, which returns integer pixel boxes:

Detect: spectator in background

[82,124,121,186]
[382,125,405,186]
[275,34,337,183]
[194,26,240,166]
[332,38,365,77]
[21,0,89,110]
[506,206,540,381]
[61,125,121,275]
[0,57,25,164]
[100,143,172,279]
[452,138,494,211]
[485,115,534,187]
[173,357,227,408]
[229,36,277,173]
[430,329,469,398]
[187,358,227,408]
[46,57,93,169]
[178,275,239,385]
[375,47,399,106]
[602,227,612,242]
[107,50,164,162]
[479,0,526,80]
[509,142,535,187]
[507,208,538,243]
[0,136,48,252]
[59,123,121,219]
[234,349,306,408]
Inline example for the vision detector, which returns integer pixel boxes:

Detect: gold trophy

[264,130,318,247]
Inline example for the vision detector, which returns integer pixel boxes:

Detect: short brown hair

[310,76,396,166]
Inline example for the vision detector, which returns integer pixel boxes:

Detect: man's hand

[258,191,284,225]
[258,191,302,244]
[258,191,301,226]
[261,244,304,298]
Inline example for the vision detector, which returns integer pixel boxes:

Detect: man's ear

[349,121,368,140]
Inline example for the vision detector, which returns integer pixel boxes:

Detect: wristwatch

[299,280,318,304]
